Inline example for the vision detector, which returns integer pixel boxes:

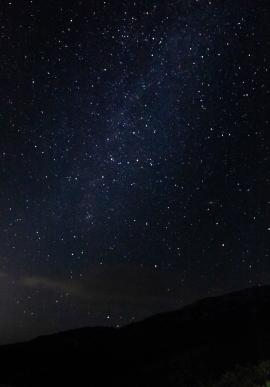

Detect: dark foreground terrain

[0,286,270,386]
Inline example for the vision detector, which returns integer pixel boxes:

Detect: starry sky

[0,0,269,344]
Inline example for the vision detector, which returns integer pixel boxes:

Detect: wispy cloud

[21,276,84,297]
[18,264,185,307]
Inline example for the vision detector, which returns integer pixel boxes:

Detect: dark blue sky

[0,0,269,344]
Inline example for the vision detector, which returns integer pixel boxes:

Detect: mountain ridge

[4,284,270,348]
[0,285,270,386]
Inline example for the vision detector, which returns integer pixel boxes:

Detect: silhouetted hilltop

[1,286,270,386]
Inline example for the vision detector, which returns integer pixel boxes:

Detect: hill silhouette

[0,285,270,386]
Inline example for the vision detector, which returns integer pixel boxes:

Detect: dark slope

[0,286,270,386]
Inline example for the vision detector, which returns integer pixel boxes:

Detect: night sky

[0,0,269,344]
